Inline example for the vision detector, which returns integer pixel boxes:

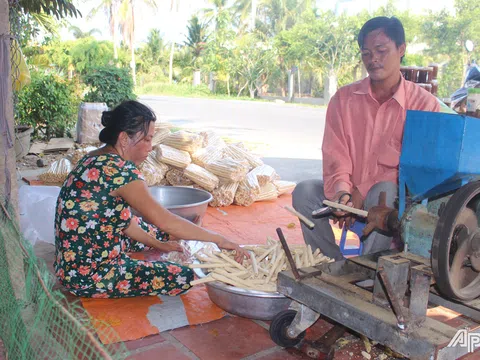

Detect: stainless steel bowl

[147,186,213,225]
[193,266,292,321]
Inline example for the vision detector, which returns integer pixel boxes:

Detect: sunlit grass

[136,82,326,108]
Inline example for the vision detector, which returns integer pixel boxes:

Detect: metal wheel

[269,310,305,348]
[432,181,480,301]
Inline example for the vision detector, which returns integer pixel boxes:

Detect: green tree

[137,29,168,76]
[185,15,209,70]
[167,0,183,84]
[146,29,165,64]
[203,0,230,31]
[276,10,359,100]
[83,66,136,108]
[233,34,276,98]
[69,25,101,39]
[89,0,120,60]
[17,0,80,19]
[202,0,236,91]
[118,0,157,85]
[38,38,128,75]
[421,0,480,97]
[232,0,259,32]
[16,71,78,139]
[255,0,311,38]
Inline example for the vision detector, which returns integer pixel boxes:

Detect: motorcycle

[450,61,480,113]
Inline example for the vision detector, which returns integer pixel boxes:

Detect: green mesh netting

[0,201,129,360]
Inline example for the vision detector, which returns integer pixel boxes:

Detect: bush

[83,66,136,108]
[16,71,78,140]
[139,65,169,84]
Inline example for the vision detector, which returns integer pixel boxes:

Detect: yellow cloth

[12,40,30,91]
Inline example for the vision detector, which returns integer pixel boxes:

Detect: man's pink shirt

[322,75,440,199]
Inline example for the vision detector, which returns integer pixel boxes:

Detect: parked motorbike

[450,61,480,112]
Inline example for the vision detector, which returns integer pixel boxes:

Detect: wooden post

[0,0,18,213]
[1,0,24,302]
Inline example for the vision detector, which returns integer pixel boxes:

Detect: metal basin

[194,266,292,321]
[147,186,213,225]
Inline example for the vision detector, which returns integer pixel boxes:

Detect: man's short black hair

[357,16,405,49]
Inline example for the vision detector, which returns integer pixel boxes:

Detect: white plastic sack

[19,185,60,245]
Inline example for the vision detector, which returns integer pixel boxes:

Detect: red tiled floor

[170,316,275,359]
[304,317,335,340]
[126,342,191,360]
[427,306,462,322]
[460,351,480,359]
[445,315,474,329]
[124,333,166,351]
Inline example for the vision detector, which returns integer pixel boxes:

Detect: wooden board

[21,176,45,186]
[28,142,47,155]
[44,138,74,153]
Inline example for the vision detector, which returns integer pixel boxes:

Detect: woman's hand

[215,236,249,263]
[157,241,184,253]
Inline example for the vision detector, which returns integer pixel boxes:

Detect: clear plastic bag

[153,240,219,265]
[19,185,61,245]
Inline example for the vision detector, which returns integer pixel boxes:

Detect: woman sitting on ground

[54,100,246,298]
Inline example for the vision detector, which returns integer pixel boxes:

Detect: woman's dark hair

[99,100,156,145]
[357,16,405,61]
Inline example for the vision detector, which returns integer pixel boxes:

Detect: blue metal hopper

[399,110,480,204]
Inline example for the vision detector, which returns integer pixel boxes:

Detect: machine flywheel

[432,181,480,301]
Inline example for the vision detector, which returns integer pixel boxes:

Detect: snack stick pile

[188,239,333,292]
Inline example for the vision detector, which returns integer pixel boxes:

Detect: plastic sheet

[152,240,219,266]
[19,185,60,245]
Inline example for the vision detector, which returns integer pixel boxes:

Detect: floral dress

[54,153,193,298]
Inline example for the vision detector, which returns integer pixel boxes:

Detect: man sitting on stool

[292,16,439,261]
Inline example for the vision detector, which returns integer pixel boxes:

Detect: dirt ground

[16,153,68,172]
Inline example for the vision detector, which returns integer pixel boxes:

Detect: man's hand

[344,187,364,228]
[330,190,353,229]
[330,188,364,229]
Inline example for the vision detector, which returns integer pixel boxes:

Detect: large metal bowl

[193,265,292,321]
[147,186,213,225]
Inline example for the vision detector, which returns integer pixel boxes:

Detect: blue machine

[270,110,480,359]
[399,110,480,209]
[398,111,480,301]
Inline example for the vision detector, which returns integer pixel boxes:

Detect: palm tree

[89,0,120,60]
[168,0,180,84]
[146,29,165,64]
[202,0,229,31]
[185,15,209,85]
[185,16,209,62]
[233,0,259,31]
[118,0,157,86]
[256,0,312,37]
[69,25,102,39]
[17,0,80,19]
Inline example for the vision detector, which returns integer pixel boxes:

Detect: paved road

[140,95,326,182]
